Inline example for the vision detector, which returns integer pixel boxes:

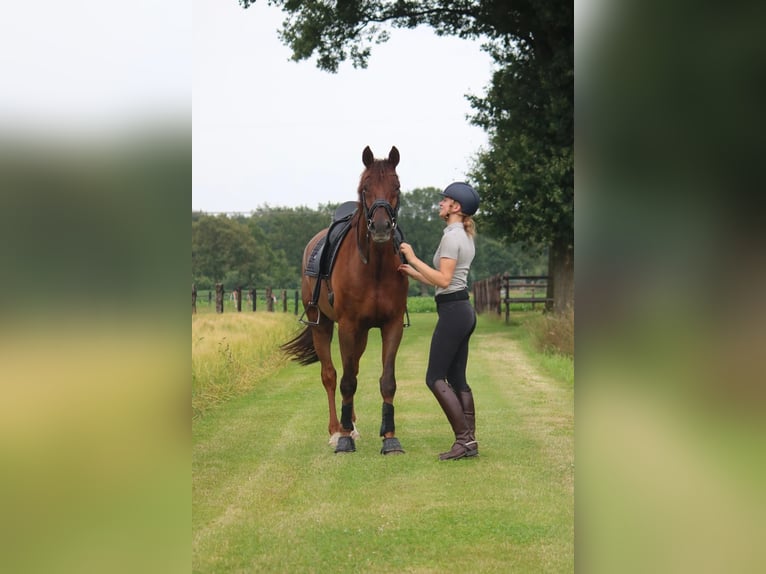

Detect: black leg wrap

[379,402,395,437]
[340,403,354,431]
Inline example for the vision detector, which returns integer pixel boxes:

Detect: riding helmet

[440,182,480,216]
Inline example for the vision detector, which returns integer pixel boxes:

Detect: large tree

[239,0,574,312]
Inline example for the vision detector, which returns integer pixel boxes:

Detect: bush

[406,296,437,313]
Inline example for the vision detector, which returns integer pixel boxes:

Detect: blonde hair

[462,215,476,238]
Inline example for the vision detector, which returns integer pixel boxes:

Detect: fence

[192,284,300,315]
[472,273,552,324]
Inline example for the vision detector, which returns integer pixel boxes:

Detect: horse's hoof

[334,436,356,453]
[380,437,405,455]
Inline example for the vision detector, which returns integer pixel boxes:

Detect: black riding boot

[459,390,478,457]
[431,380,478,460]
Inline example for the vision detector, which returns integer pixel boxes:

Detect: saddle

[301,201,405,325]
[305,201,358,280]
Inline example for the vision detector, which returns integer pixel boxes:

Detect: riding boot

[431,380,477,460]
[458,390,478,457]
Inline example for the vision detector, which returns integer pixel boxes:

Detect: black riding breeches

[425,299,477,392]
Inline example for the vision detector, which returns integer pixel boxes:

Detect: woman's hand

[398,263,414,277]
[399,242,415,262]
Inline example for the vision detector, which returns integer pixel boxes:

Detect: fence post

[215,283,224,314]
[249,289,255,312]
[503,273,510,324]
[235,286,243,312]
[294,290,299,315]
[192,284,197,315]
[266,287,274,312]
[281,289,287,312]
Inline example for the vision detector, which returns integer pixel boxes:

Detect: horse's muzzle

[369,220,394,243]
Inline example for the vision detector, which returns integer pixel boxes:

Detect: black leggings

[425,299,477,392]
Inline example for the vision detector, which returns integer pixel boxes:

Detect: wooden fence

[192,284,300,315]
[472,273,552,324]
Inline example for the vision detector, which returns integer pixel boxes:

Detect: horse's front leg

[310,316,342,445]
[334,323,368,453]
[379,319,405,455]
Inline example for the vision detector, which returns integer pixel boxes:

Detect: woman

[398,182,480,460]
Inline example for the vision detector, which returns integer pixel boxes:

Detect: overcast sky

[1,1,493,213]
[192,0,493,212]
[0,2,190,135]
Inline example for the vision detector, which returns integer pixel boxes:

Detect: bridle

[356,187,400,264]
[361,187,399,234]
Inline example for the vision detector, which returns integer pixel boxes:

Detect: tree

[239,0,573,312]
[248,204,335,286]
[469,20,573,313]
[192,214,262,289]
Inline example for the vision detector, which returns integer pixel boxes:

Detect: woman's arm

[397,263,432,285]
[398,242,456,289]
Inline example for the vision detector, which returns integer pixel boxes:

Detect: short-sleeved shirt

[433,222,475,296]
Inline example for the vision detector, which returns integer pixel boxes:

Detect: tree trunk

[547,236,574,314]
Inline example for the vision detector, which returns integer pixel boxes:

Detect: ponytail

[462,215,476,238]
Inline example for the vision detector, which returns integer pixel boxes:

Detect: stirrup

[299,303,320,326]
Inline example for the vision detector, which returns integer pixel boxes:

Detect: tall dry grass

[192,312,298,419]
[530,308,574,357]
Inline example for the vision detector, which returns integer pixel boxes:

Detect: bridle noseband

[362,189,399,233]
[357,188,400,264]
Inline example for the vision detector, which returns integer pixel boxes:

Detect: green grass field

[193,311,573,573]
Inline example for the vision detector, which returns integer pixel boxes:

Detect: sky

[192,0,494,212]
[0,2,191,135]
[0,1,492,213]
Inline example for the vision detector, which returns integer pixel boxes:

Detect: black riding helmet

[440,182,480,216]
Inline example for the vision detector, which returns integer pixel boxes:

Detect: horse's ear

[388,146,400,168]
[362,146,374,167]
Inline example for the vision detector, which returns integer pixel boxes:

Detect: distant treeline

[192,187,547,295]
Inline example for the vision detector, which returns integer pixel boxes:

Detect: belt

[435,289,469,304]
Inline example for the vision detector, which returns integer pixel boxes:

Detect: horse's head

[359,146,401,243]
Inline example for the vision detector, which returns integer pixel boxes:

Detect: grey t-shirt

[433,222,475,296]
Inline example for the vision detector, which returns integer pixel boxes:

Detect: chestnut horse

[282,146,409,454]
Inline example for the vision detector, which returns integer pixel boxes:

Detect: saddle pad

[305,233,328,278]
[304,204,358,279]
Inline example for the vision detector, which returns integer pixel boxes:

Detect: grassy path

[193,312,573,573]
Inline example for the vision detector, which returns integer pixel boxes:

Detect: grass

[504,311,574,387]
[192,312,297,418]
[193,312,573,573]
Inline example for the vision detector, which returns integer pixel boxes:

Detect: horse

[281,146,409,454]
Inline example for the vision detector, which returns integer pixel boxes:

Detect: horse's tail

[280,326,319,365]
